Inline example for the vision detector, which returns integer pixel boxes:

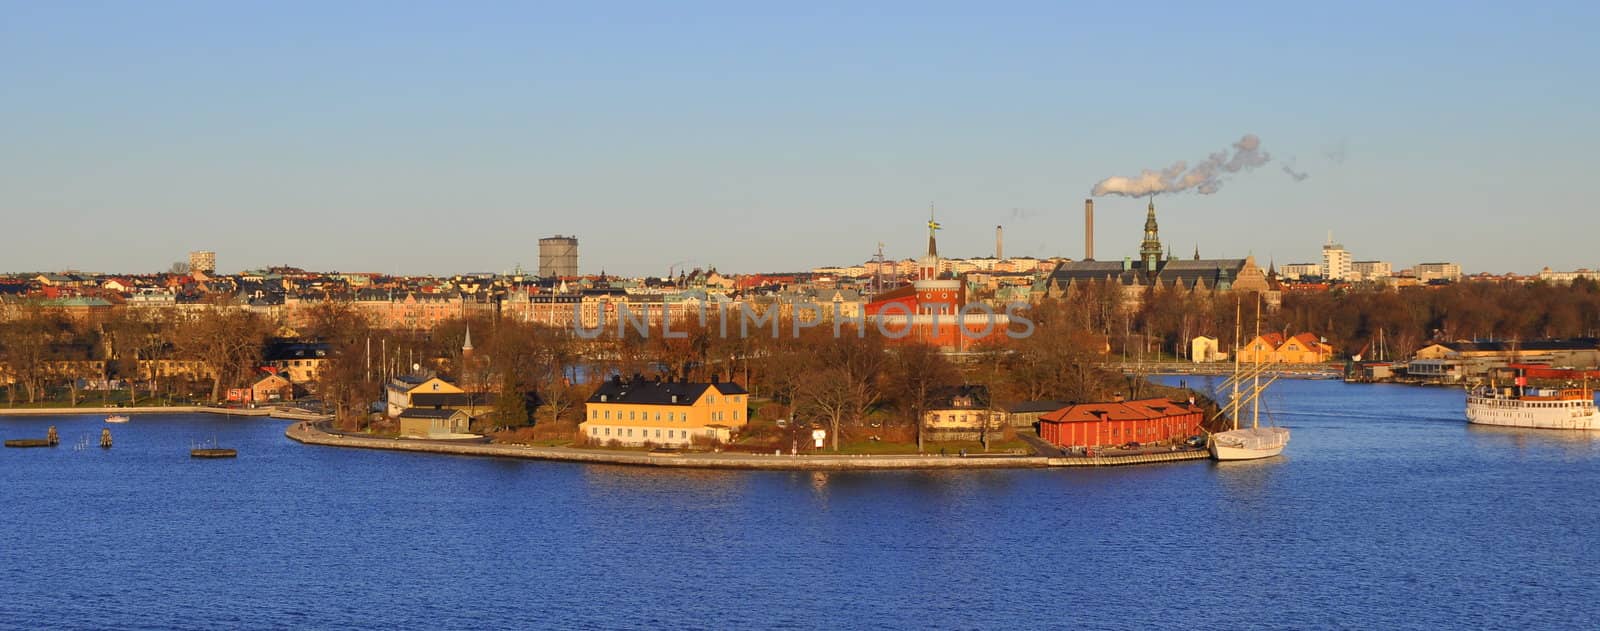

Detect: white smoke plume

[1091,134,1278,197]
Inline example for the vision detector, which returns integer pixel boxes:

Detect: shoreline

[0,405,331,422]
[285,422,1211,470]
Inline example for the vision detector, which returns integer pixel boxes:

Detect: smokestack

[995,225,1004,260]
[1084,199,1095,260]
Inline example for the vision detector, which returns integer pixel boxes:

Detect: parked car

[1184,435,1206,448]
[1121,441,1141,450]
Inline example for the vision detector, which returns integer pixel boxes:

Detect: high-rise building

[538,236,579,278]
[1321,237,1351,281]
[189,250,216,274]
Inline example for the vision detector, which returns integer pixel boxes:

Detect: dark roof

[392,372,436,386]
[1047,258,1248,290]
[587,375,748,406]
[264,341,332,362]
[411,392,493,407]
[930,384,990,409]
[1005,400,1070,414]
[397,408,465,419]
[1445,339,1600,353]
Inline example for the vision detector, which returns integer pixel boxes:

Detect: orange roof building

[1037,398,1203,449]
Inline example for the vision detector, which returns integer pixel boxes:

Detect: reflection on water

[5,380,1600,629]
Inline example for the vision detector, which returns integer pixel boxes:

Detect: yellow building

[1237,333,1334,364]
[397,408,471,438]
[922,385,1006,441]
[581,375,749,447]
[385,373,465,417]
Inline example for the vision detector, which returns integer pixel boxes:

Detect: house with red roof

[1037,398,1203,450]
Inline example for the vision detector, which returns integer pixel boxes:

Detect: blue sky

[2,1,1596,276]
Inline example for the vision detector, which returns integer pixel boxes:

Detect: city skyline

[3,2,1597,275]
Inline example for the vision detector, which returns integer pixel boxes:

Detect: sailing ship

[1209,296,1291,461]
[1465,366,1598,430]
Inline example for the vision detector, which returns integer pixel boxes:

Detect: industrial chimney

[995,225,1004,260]
[1084,199,1095,260]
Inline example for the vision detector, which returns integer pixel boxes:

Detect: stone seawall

[287,422,1049,471]
[286,423,1213,471]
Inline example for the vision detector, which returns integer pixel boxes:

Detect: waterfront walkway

[286,422,1212,470]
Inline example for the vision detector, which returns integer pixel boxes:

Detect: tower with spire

[461,321,474,361]
[1140,196,1164,272]
[919,203,942,281]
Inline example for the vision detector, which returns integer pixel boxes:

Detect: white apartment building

[1280,263,1322,280]
[1415,262,1462,282]
[1322,241,1352,281]
[1351,260,1393,281]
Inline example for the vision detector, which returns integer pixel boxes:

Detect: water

[3,381,1598,630]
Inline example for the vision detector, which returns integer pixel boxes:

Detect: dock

[1046,450,1211,467]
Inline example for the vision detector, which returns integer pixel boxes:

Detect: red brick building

[1037,398,1203,448]
[863,216,1012,351]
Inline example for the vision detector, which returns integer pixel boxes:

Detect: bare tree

[887,342,960,453]
[0,303,61,404]
[173,307,268,402]
[797,366,855,451]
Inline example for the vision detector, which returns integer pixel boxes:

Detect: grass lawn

[831,438,1032,455]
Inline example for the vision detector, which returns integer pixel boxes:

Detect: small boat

[105,414,130,424]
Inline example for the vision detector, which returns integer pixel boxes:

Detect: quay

[286,422,1210,470]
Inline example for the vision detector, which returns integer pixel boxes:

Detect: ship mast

[1253,293,1262,430]
[1231,296,1242,432]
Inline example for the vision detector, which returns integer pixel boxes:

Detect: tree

[887,342,960,453]
[0,303,59,404]
[305,302,378,430]
[173,307,268,402]
[797,367,855,452]
[530,325,584,427]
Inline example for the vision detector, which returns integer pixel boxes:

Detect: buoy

[100,428,113,449]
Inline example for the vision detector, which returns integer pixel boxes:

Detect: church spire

[921,204,943,280]
[1139,196,1163,271]
[462,321,474,359]
[1193,244,1200,260]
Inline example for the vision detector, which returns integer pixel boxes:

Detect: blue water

[3,380,1599,630]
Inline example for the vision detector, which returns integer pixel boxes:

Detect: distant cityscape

[4,200,1596,333]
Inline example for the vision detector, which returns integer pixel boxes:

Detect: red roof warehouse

[1038,399,1203,449]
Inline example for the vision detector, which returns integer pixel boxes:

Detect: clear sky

[3,1,1596,277]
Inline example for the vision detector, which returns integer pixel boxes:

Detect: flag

[928,220,942,231]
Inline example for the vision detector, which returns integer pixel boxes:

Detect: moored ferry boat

[1465,380,1598,430]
